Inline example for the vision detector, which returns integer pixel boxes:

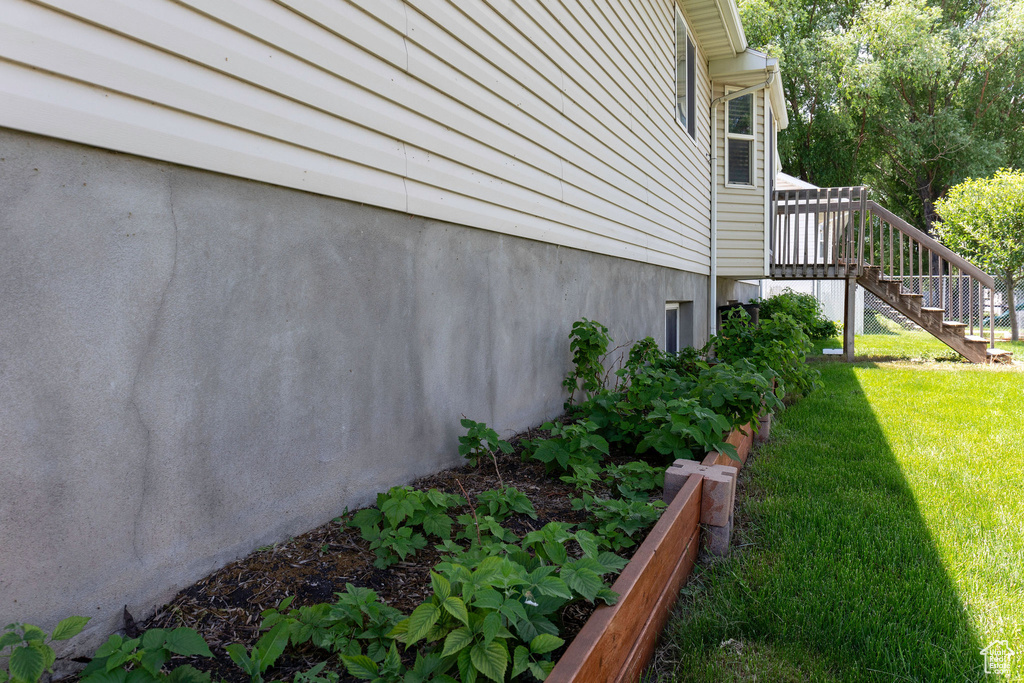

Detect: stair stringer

[855,269,990,363]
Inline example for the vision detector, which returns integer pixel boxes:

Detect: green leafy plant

[349,487,465,568]
[601,461,665,502]
[711,308,819,399]
[689,360,782,430]
[473,487,537,522]
[81,628,212,683]
[1,618,89,683]
[563,319,612,405]
[225,623,289,683]
[458,419,513,470]
[527,420,609,473]
[259,588,402,662]
[636,397,735,462]
[572,495,666,551]
[756,289,840,340]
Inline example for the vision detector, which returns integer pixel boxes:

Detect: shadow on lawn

[660,362,990,682]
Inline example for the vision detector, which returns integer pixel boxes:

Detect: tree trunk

[916,173,938,234]
[1006,271,1019,342]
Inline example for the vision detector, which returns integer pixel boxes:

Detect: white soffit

[678,0,746,60]
[709,48,789,129]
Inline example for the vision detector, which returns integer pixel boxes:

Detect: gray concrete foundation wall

[0,129,709,659]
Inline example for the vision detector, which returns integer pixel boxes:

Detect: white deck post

[844,276,857,361]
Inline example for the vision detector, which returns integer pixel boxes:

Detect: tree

[839,0,1024,232]
[739,0,866,188]
[934,169,1024,340]
[740,0,1024,232]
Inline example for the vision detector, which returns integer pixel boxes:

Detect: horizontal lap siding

[0,0,712,273]
[715,83,766,278]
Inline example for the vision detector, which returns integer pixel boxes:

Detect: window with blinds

[726,92,755,186]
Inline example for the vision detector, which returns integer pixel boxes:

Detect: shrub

[563,318,612,404]
[757,289,840,340]
[712,308,820,399]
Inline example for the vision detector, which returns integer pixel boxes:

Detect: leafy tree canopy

[934,168,1024,338]
[741,0,1024,232]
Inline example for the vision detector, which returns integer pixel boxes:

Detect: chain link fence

[763,277,1020,339]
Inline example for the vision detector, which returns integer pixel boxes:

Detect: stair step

[964,335,990,344]
[902,293,924,299]
[942,321,967,330]
[921,307,945,314]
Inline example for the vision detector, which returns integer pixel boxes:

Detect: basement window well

[666,302,694,353]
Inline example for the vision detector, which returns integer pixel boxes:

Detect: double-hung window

[726,90,755,186]
[675,9,695,138]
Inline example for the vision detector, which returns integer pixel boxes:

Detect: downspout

[708,73,775,340]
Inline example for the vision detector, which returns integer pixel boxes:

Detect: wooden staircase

[771,186,1013,364]
[858,265,1011,364]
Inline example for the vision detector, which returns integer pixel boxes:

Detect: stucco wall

[0,129,708,658]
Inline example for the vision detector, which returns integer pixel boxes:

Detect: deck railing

[771,187,997,349]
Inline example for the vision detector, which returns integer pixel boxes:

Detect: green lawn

[648,361,1023,682]
[812,331,1024,361]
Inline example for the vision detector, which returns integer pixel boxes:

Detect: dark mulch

[129,425,660,683]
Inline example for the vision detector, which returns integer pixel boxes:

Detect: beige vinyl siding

[714,82,767,278]
[0,0,715,274]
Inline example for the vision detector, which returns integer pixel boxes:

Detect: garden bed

[125,418,757,683]
[133,427,658,683]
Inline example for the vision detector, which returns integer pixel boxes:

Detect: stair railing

[771,187,997,350]
[864,201,996,350]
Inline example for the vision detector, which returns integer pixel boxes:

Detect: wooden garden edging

[546,420,758,683]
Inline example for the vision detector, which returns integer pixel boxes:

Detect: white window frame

[724,88,756,188]
[674,9,696,140]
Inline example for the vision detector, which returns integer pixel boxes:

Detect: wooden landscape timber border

[546,420,759,683]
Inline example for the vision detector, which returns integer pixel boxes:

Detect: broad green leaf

[498,599,528,624]
[9,645,45,683]
[140,629,166,651]
[472,589,502,611]
[125,669,156,683]
[511,646,529,679]
[340,655,378,680]
[224,644,253,675]
[105,650,130,673]
[0,666,8,683]
[457,648,477,683]
[254,623,288,672]
[529,659,556,680]
[95,635,123,658]
[440,627,474,658]
[404,603,440,645]
[165,664,211,683]
[529,634,564,655]
[542,542,568,566]
[535,576,572,600]
[165,628,212,657]
[479,612,501,644]
[469,640,507,683]
[441,597,469,626]
[430,572,451,602]
[51,617,90,642]
[20,627,44,645]
[0,632,23,649]
[573,530,599,558]
[139,647,168,677]
[561,564,602,602]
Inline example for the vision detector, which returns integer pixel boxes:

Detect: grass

[812,330,1024,361]
[649,361,1024,682]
